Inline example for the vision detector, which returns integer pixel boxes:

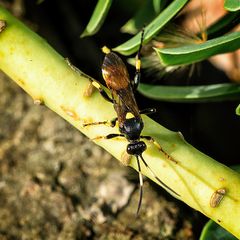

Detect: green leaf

[138,83,240,103]
[121,0,167,35]
[236,104,240,115]
[153,0,163,13]
[206,11,240,39]
[200,220,238,240]
[113,0,189,55]
[224,0,240,11]
[80,0,112,38]
[155,31,240,66]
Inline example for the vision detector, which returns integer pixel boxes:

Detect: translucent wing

[102,52,140,126]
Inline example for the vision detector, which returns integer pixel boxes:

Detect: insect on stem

[83,28,179,214]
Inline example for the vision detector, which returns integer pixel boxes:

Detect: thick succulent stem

[0,6,240,238]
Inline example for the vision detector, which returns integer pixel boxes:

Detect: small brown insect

[210,188,226,208]
[0,20,6,33]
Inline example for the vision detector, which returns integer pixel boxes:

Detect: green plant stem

[0,7,240,238]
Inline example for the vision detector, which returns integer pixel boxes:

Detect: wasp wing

[102,52,140,125]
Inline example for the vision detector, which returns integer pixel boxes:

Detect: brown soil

[0,71,200,240]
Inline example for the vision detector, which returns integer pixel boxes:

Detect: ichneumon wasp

[83,29,179,215]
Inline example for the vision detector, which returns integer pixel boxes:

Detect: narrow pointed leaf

[224,0,240,11]
[206,11,240,39]
[121,0,165,35]
[236,104,240,115]
[138,83,240,102]
[200,220,238,240]
[155,31,240,66]
[153,0,164,13]
[81,0,112,38]
[113,0,189,55]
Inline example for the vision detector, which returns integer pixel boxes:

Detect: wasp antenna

[102,46,111,54]
[136,155,143,216]
[137,27,145,59]
[140,27,145,44]
[134,28,145,91]
[139,154,180,197]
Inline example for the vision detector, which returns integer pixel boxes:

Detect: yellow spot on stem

[33,98,44,105]
[17,78,25,85]
[61,106,79,120]
[219,177,225,182]
[84,82,94,97]
[121,152,132,166]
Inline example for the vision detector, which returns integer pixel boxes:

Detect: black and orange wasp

[83,29,179,214]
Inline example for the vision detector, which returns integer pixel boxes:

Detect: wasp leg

[132,28,145,91]
[92,133,124,141]
[66,58,113,102]
[139,108,156,115]
[66,58,96,83]
[140,136,177,164]
[90,80,114,103]
[83,117,118,127]
[139,154,180,197]
[105,133,124,139]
